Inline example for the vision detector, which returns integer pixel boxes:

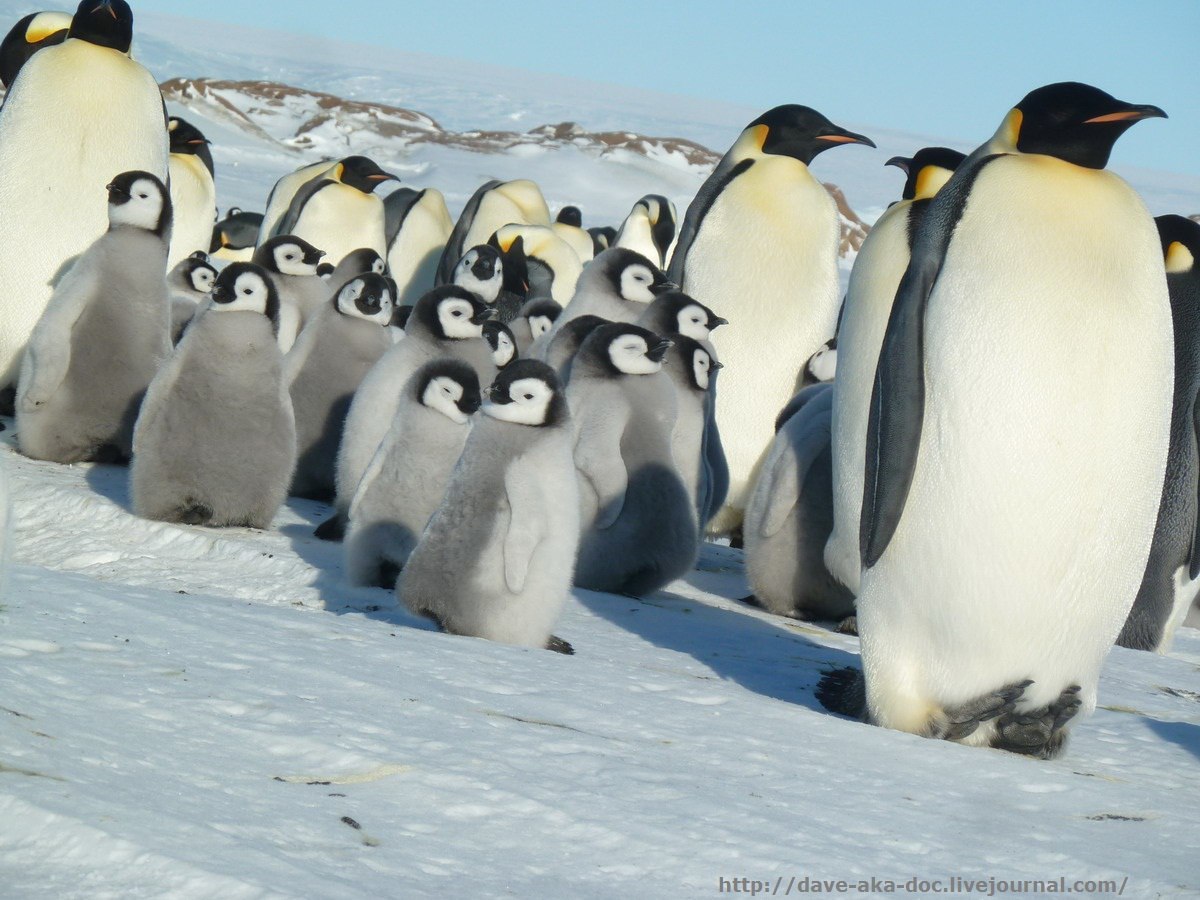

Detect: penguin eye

[452,310,463,317]
[242,288,253,295]
[284,254,294,261]
[138,193,149,200]
[523,393,533,401]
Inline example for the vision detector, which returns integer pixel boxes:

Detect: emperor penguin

[668,104,874,536]
[824,147,965,594]
[435,179,551,285]
[509,297,562,356]
[17,171,172,464]
[1117,214,1200,654]
[483,320,518,370]
[550,217,595,264]
[450,245,504,307]
[131,263,296,529]
[569,323,698,597]
[491,224,584,313]
[743,382,854,622]
[167,253,217,343]
[819,82,1171,759]
[257,159,337,245]
[556,206,583,227]
[344,359,481,587]
[331,286,496,522]
[273,156,397,266]
[398,359,579,653]
[0,11,72,88]
[384,186,453,306]
[253,235,329,349]
[588,226,617,256]
[661,334,722,523]
[614,194,678,269]
[285,272,395,502]
[636,291,726,343]
[0,0,169,401]
[329,248,385,288]
[166,116,217,268]
[211,207,263,263]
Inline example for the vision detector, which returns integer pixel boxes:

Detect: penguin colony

[0,2,1192,760]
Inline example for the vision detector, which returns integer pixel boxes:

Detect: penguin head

[804,338,838,385]
[591,248,673,304]
[167,117,214,177]
[334,247,386,278]
[317,262,335,280]
[631,194,677,255]
[483,320,518,369]
[556,206,583,227]
[411,285,495,341]
[0,12,71,89]
[334,156,398,194]
[210,208,263,254]
[392,304,413,329]
[886,147,966,201]
[588,226,616,255]
[335,272,394,325]
[670,335,721,392]
[106,171,171,239]
[209,263,280,325]
[519,297,563,340]
[648,291,726,341]
[254,236,326,277]
[998,82,1166,169]
[416,359,482,425]
[182,257,217,294]
[1155,215,1200,275]
[742,105,875,165]
[483,360,567,427]
[580,322,672,377]
[453,245,504,304]
[69,1,133,53]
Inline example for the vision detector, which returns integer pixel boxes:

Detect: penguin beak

[487,384,513,404]
[305,249,326,265]
[1084,103,1168,124]
[885,156,912,173]
[459,393,482,415]
[710,362,724,372]
[710,316,729,328]
[647,339,673,362]
[210,285,232,304]
[650,279,678,297]
[818,129,876,149]
[470,307,498,325]
[368,173,399,182]
[106,182,130,204]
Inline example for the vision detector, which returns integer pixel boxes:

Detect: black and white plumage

[0,11,71,89]
[399,360,578,652]
[546,247,673,336]
[435,179,551,286]
[483,320,518,370]
[614,194,678,269]
[635,291,726,343]
[166,116,216,268]
[344,359,481,587]
[450,244,504,306]
[252,235,329,351]
[167,253,217,343]
[509,297,562,357]
[17,171,172,464]
[211,207,264,262]
[131,263,296,528]
[660,334,723,525]
[384,186,453,306]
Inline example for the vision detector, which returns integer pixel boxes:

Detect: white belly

[294,185,387,266]
[168,153,217,268]
[858,156,1173,733]
[387,190,452,306]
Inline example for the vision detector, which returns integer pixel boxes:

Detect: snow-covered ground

[3,5,1200,897]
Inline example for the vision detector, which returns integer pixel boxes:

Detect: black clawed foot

[816,666,867,720]
[178,501,214,525]
[729,524,744,551]
[89,443,127,465]
[992,683,1083,759]
[546,635,574,655]
[314,513,346,542]
[939,679,1032,741]
[376,561,401,590]
[0,385,15,417]
[836,615,858,635]
[738,594,763,608]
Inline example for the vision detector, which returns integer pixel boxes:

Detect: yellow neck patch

[998,108,1023,150]
[26,12,71,43]
[913,165,954,201]
[1166,240,1194,274]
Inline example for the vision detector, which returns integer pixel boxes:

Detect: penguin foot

[177,501,214,525]
[546,635,575,655]
[935,680,1031,742]
[89,443,128,465]
[816,666,867,720]
[313,513,346,542]
[738,594,763,608]
[728,524,744,550]
[991,684,1083,759]
[376,561,401,590]
[0,385,14,417]
[836,615,858,635]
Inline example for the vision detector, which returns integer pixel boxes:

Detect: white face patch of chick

[214,271,271,316]
[618,264,658,304]
[692,347,714,391]
[807,345,838,382]
[491,331,516,367]
[423,375,470,425]
[453,249,503,304]
[109,177,164,231]
[273,242,319,277]
[189,265,215,294]
[483,377,553,426]
[438,298,485,339]
[336,278,394,325]
[528,314,553,339]
[608,333,661,375]
[677,303,712,341]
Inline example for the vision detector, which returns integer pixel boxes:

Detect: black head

[487,232,530,297]
[668,334,721,392]
[209,262,281,327]
[556,205,583,227]
[637,194,677,258]
[519,297,563,322]
[69,0,133,53]
[168,116,214,177]
[413,358,482,418]
[578,322,672,377]
[1155,215,1200,275]
[0,12,70,88]
[335,248,386,279]
[409,285,495,340]
[106,170,171,239]
[210,208,263,253]
[746,105,875,165]
[645,290,725,339]
[483,359,568,428]
[180,256,217,293]
[886,147,966,201]
[336,156,398,194]
[482,320,518,369]
[1008,82,1166,170]
[334,271,394,323]
[317,262,335,279]
[458,244,503,284]
[595,247,673,301]
[588,226,616,255]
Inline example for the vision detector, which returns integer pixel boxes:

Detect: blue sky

[131,0,1199,177]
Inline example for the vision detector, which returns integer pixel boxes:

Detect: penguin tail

[815,666,868,720]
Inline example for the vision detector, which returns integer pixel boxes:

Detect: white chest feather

[387,190,453,305]
[167,153,217,268]
[294,185,387,265]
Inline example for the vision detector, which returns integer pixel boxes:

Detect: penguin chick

[345,359,481,587]
[491,223,585,316]
[509,297,563,356]
[399,359,579,652]
[166,116,216,268]
[569,323,698,597]
[661,334,724,524]
[17,170,171,464]
[131,263,295,528]
[252,235,329,350]
[329,247,386,289]
[543,314,610,383]
[451,244,504,305]
[636,290,726,342]
[285,272,395,504]
[483,320,518,369]
[167,254,217,343]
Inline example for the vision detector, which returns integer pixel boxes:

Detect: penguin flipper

[18,253,100,410]
[275,178,336,244]
[860,152,1004,568]
[667,158,753,285]
[1191,393,1200,580]
[758,388,833,538]
[575,403,630,530]
[502,467,545,594]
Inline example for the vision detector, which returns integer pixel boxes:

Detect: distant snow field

[2,3,1200,897]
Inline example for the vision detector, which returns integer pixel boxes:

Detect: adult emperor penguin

[615,194,678,269]
[384,186,453,306]
[166,116,217,268]
[398,359,579,653]
[273,156,397,266]
[0,0,169,404]
[435,179,551,285]
[824,147,965,594]
[0,11,72,88]
[167,253,217,342]
[258,159,337,244]
[344,359,481,587]
[819,82,1170,758]
[285,272,395,503]
[570,323,698,597]
[668,104,874,536]
[1117,214,1200,654]
[132,263,296,529]
[211,207,263,262]
[491,223,585,312]
[331,285,496,523]
[17,171,171,464]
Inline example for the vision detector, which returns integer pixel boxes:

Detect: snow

[2,4,1200,896]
